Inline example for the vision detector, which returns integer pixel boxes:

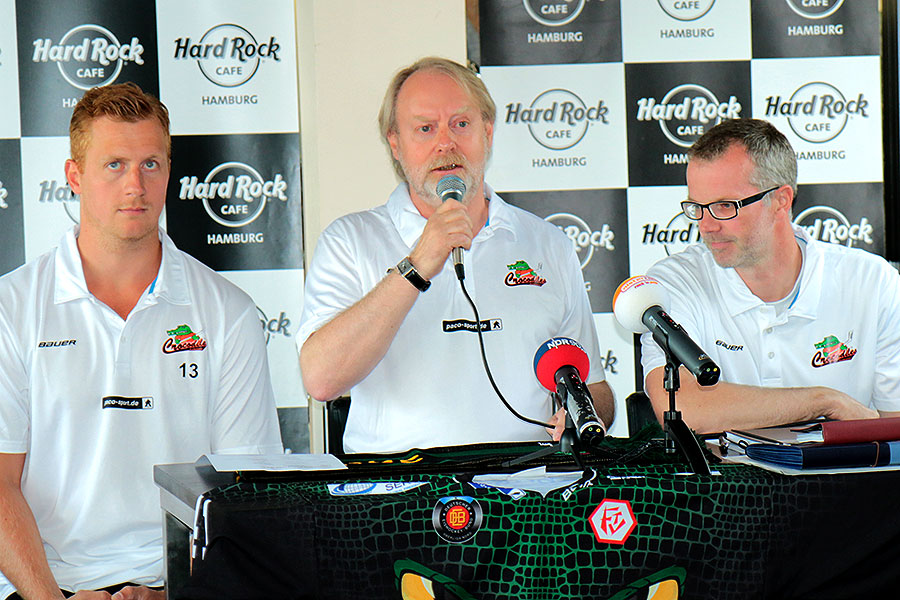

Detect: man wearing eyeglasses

[639,118,900,434]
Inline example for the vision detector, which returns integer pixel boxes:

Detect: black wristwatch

[388,256,431,292]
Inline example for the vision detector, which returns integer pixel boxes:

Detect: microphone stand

[661,353,711,475]
[504,393,586,471]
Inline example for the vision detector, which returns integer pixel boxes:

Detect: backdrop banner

[0,0,305,413]
[474,0,885,435]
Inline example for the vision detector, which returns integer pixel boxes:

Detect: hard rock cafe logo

[173,23,281,88]
[546,212,615,268]
[257,306,292,344]
[785,0,844,19]
[38,179,79,223]
[792,205,874,248]
[811,334,856,368]
[641,210,702,257]
[505,259,547,287]
[522,0,586,27]
[657,0,716,21]
[432,497,483,544]
[636,84,742,148]
[765,82,868,144]
[505,88,609,151]
[32,24,144,90]
[178,161,288,228]
[162,324,208,354]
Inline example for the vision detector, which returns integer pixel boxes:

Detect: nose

[435,124,456,152]
[123,165,146,196]
[697,209,720,235]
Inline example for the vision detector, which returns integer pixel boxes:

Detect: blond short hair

[69,82,170,164]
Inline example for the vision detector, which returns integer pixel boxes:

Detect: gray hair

[377,57,496,181]
[688,118,797,199]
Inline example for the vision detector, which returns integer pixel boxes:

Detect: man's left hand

[545,407,566,441]
[111,587,165,600]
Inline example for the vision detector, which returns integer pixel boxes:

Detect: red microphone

[533,338,605,448]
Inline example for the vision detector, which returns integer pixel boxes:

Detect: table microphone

[436,174,466,279]
[613,275,720,386]
[533,337,606,448]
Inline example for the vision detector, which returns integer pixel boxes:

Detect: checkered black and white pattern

[0,0,305,410]
[476,0,884,435]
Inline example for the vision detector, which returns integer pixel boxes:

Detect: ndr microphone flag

[533,337,605,447]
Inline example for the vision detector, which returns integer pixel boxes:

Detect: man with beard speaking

[298,57,614,453]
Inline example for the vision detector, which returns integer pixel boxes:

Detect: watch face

[397,257,429,291]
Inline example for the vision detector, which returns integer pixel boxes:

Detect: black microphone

[436,174,466,279]
[533,337,606,449]
[613,276,720,386]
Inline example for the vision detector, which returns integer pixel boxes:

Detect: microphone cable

[455,268,665,465]
[456,275,554,430]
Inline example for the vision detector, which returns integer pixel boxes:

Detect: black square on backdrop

[503,188,628,313]
[16,0,159,137]
[166,133,302,271]
[0,139,24,276]
[480,0,622,66]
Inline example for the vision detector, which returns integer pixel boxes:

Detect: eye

[456,120,469,129]
[418,125,432,133]
[107,161,121,170]
[144,159,159,170]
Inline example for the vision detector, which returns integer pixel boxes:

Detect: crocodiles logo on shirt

[162,324,208,354]
[811,334,856,368]
[505,260,546,287]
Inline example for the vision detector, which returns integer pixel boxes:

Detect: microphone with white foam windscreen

[436,175,466,279]
[613,276,720,386]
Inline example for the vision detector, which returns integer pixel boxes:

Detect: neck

[77,229,163,319]
[736,227,802,303]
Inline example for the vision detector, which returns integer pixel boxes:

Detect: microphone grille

[436,175,466,200]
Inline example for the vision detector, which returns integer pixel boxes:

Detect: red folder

[796,417,900,445]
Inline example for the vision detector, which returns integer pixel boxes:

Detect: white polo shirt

[0,227,282,597]
[298,183,604,454]
[641,226,900,412]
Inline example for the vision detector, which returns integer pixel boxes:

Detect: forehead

[83,116,167,155]
[686,144,755,199]
[396,70,476,119]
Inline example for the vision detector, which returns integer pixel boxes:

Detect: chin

[119,227,158,243]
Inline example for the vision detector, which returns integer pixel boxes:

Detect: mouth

[704,238,731,250]
[432,163,462,173]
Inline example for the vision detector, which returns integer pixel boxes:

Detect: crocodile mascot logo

[811,334,856,368]
[162,324,208,354]
[505,260,547,287]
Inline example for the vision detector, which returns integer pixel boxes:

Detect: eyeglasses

[680,186,780,221]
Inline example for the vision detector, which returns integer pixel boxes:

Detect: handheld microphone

[613,276,720,386]
[533,337,606,448]
[436,175,466,279]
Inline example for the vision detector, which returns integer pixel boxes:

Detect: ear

[773,185,793,215]
[387,131,400,161]
[484,120,494,148]
[64,159,82,195]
